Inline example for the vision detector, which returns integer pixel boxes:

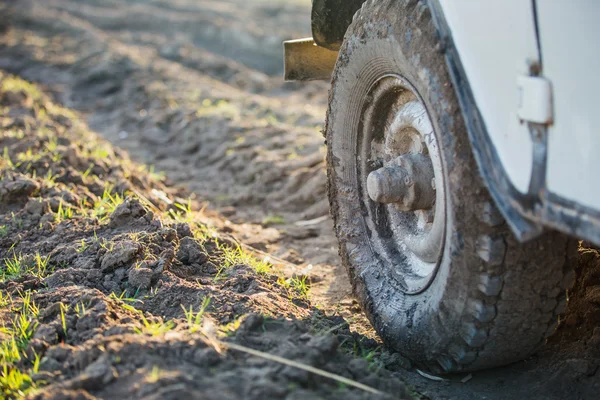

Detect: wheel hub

[366,154,436,211]
[358,75,446,293]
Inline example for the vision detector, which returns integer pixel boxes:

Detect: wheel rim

[358,74,446,294]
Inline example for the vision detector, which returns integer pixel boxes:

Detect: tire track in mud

[0,0,362,331]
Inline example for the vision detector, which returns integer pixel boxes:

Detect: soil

[0,71,412,399]
[0,0,599,399]
[0,0,352,322]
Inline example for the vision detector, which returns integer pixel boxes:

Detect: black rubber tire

[325,0,576,373]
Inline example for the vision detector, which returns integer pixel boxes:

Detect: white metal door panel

[537,0,600,211]
[438,0,538,194]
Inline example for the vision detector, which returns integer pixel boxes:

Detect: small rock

[49,244,78,266]
[100,241,139,272]
[129,267,153,289]
[103,325,130,337]
[102,280,120,294]
[1,90,27,105]
[38,357,62,374]
[40,302,62,320]
[245,378,288,399]
[220,206,236,217]
[74,257,96,270]
[27,338,49,355]
[135,260,162,281]
[76,314,101,333]
[281,249,304,264]
[57,190,80,206]
[281,364,311,384]
[48,197,64,213]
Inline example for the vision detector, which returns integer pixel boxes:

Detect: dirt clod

[75,355,117,389]
[109,198,148,227]
[176,236,207,265]
[100,241,140,272]
[0,174,39,203]
[128,267,154,290]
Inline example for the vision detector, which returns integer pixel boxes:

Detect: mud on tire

[325,0,576,373]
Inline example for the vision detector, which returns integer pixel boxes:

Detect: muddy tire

[325,0,576,373]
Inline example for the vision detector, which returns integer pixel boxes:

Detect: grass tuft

[278,276,310,300]
[181,297,211,333]
[167,199,194,224]
[92,187,125,223]
[147,365,163,383]
[59,303,68,340]
[0,365,36,399]
[0,291,41,398]
[134,314,175,337]
[1,252,52,282]
[54,200,74,223]
[219,244,271,275]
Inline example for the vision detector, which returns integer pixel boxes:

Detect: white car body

[434,0,600,244]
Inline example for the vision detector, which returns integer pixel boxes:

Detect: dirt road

[0,0,351,314]
[1,0,599,399]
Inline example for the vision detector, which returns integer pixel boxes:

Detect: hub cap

[358,75,446,294]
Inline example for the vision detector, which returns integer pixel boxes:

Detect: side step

[283,38,338,82]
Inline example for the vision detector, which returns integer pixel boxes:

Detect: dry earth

[0,71,412,399]
[1,0,600,399]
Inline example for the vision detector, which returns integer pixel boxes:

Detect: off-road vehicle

[284,0,600,373]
